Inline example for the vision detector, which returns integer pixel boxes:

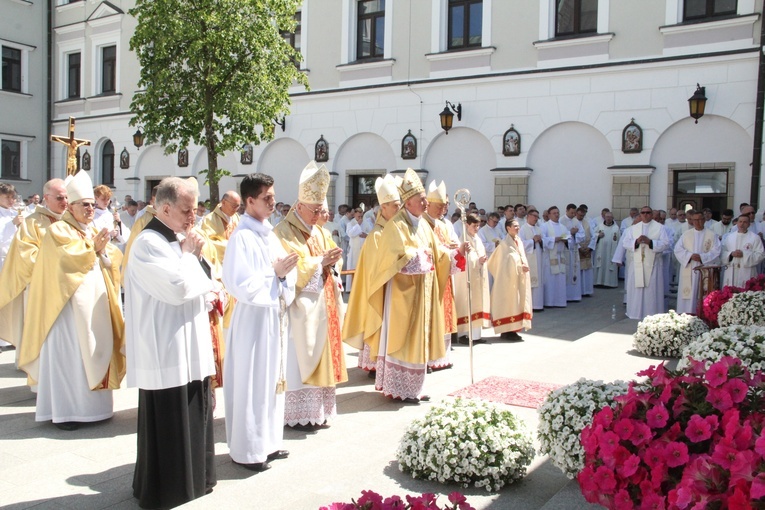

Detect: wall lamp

[439,101,462,134]
[133,128,145,150]
[275,116,286,132]
[688,84,707,124]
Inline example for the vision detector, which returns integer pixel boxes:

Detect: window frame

[100,44,116,94]
[447,0,483,51]
[682,0,738,21]
[555,0,598,38]
[90,28,120,96]
[1,139,22,179]
[0,39,34,95]
[356,0,386,60]
[2,46,22,93]
[67,51,81,99]
[100,140,115,186]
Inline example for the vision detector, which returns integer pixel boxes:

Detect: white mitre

[375,174,400,205]
[66,170,94,203]
[399,168,425,201]
[426,180,447,204]
[298,160,330,205]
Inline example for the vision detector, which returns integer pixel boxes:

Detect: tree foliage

[129,0,307,203]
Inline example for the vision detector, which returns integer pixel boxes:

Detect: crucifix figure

[50,117,91,177]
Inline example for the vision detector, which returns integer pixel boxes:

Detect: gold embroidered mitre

[298,160,330,205]
[375,174,400,205]
[426,180,447,204]
[399,168,425,202]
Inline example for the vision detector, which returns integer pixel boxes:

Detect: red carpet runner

[449,376,562,409]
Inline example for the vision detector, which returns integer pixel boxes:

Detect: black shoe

[234,460,271,472]
[418,395,431,402]
[267,450,289,461]
[0,345,15,352]
[367,370,376,379]
[54,422,80,431]
[457,336,469,345]
[431,364,453,372]
[401,397,420,404]
[426,366,433,374]
[473,338,487,344]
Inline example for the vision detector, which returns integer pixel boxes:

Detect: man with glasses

[621,206,670,320]
[274,161,347,429]
[0,179,69,354]
[519,208,545,310]
[721,213,764,287]
[19,170,124,430]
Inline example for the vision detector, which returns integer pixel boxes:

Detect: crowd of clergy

[0,167,763,509]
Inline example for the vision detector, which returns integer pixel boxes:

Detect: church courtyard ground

[0,284,673,509]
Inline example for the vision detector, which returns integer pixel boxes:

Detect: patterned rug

[449,376,562,409]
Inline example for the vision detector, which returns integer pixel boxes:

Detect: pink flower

[727,480,752,510]
[729,450,754,484]
[752,473,765,499]
[447,492,474,510]
[613,418,635,440]
[646,405,669,429]
[617,454,641,478]
[706,387,733,411]
[593,406,615,428]
[613,489,634,509]
[668,485,694,509]
[705,361,729,387]
[722,378,749,404]
[642,443,665,469]
[755,434,765,458]
[630,422,653,447]
[711,439,738,469]
[578,465,598,492]
[638,490,667,509]
[664,441,689,468]
[594,466,617,492]
[599,430,622,454]
[685,414,713,443]
[382,495,405,509]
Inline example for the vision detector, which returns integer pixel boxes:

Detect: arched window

[101,140,114,186]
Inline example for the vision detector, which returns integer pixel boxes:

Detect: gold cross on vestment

[50,117,91,177]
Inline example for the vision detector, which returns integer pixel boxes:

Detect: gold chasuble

[342,215,386,356]
[0,206,59,346]
[423,214,457,335]
[19,212,124,389]
[199,205,239,328]
[368,208,450,366]
[274,210,347,387]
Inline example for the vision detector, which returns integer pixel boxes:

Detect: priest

[274,161,347,429]
[454,213,491,343]
[223,173,298,472]
[674,211,720,314]
[0,178,68,353]
[721,214,764,287]
[621,206,670,320]
[343,175,402,375]
[559,204,585,302]
[125,177,217,508]
[19,171,124,430]
[541,206,570,308]
[518,208,544,311]
[369,169,464,403]
[488,219,532,340]
[592,211,621,288]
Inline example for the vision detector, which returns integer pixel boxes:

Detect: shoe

[473,338,487,344]
[234,460,271,472]
[426,366,433,374]
[418,395,431,402]
[401,397,420,404]
[457,336,469,345]
[267,450,289,461]
[431,364,453,372]
[54,422,80,431]
[367,370,376,379]
[0,345,15,352]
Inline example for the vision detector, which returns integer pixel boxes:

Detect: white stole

[631,221,661,288]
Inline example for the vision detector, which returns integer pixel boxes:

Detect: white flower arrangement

[718,291,765,327]
[633,310,709,357]
[395,398,535,492]
[678,325,765,373]
[537,378,629,479]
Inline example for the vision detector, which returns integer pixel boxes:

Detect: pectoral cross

[50,117,91,177]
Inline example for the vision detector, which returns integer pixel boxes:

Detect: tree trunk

[205,123,220,205]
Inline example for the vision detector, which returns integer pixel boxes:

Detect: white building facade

[49,0,764,219]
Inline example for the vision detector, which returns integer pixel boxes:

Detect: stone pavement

[0,284,674,510]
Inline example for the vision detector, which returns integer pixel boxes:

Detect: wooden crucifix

[50,117,91,177]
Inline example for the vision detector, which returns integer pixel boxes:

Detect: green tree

[129,0,307,203]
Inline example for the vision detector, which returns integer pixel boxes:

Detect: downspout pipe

[750,9,765,210]
[46,0,53,181]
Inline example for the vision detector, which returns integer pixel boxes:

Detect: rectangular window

[1,140,21,179]
[683,0,737,21]
[357,0,385,60]
[448,0,483,50]
[101,45,116,93]
[556,0,598,37]
[2,46,22,92]
[281,11,302,66]
[67,52,81,98]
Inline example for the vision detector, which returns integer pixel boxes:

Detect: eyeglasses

[640,211,653,215]
[301,204,322,216]
[46,194,68,202]
[77,202,96,209]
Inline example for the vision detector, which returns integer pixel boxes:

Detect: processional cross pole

[50,117,91,177]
